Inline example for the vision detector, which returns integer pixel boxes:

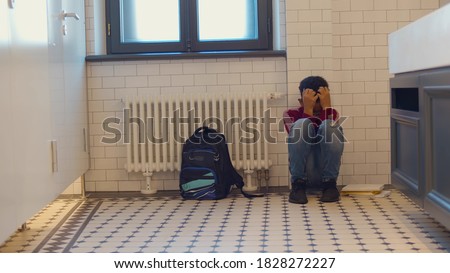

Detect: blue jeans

[288,118,344,186]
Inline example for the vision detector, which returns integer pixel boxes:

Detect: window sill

[85,50,286,62]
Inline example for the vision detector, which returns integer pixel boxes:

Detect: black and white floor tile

[1,188,450,253]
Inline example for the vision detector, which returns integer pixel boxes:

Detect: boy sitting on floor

[283,76,345,204]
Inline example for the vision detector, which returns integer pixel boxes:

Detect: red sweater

[283,107,339,134]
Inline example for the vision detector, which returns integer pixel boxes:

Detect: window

[106,0,272,54]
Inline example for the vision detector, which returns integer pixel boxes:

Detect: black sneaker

[320,179,340,202]
[289,179,308,204]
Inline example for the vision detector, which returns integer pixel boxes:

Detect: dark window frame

[105,0,272,55]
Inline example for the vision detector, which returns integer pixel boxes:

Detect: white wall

[83,0,441,192]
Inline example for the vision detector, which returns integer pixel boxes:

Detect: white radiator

[124,92,278,194]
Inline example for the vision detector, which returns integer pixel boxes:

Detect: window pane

[120,0,180,43]
[197,0,258,42]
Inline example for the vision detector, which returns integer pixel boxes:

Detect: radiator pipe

[256,170,263,191]
[141,172,157,194]
[264,169,270,192]
[243,168,258,192]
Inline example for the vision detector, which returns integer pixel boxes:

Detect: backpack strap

[194,126,217,135]
[239,187,265,198]
[197,126,265,199]
[232,170,265,198]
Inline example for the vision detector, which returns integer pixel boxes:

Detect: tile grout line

[370,197,418,252]
[259,195,271,253]
[211,198,235,252]
[319,202,343,252]
[300,201,315,252]
[282,194,292,252]
[235,197,252,253]
[352,197,393,252]
[98,197,157,252]
[387,193,450,252]
[136,198,174,252]
[336,198,368,252]
[189,200,218,253]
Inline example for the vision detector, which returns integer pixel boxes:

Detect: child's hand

[302,89,319,116]
[317,87,331,109]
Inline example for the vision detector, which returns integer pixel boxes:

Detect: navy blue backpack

[179,127,263,200]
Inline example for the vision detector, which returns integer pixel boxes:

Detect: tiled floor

[1,187,450,253]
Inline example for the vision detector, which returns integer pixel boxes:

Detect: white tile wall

[285,0,439,186]
[85,57,289,192]
[80,0,441,192]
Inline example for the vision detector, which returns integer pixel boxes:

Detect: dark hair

[299,76,329,94]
